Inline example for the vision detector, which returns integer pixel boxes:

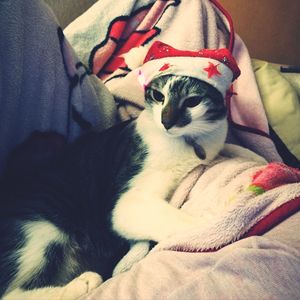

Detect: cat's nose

[162,119,173,130]
[161,107,178,130]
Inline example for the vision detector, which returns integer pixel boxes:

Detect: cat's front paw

[61,272,103,300]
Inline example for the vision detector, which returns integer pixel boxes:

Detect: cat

[0,74,228,300]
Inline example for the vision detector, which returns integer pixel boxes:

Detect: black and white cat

[0,74,228,300]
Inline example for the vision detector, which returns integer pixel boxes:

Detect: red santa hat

[138,41,240,97]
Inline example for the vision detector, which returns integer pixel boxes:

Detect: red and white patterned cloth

[65,0,282,162]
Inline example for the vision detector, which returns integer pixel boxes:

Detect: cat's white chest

[111,112,202,242]
[133,111,201,198]
[111,110,222,242]
[149,131,198,171]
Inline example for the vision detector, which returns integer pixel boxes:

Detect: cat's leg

[1,219,102,300]
[112,191,200,242]
[3,272,102,300]
[113,241,150,276]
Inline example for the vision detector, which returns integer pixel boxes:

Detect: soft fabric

[155,153,300,252]
[84,148,300,299]
[85,223,300,300]
[65,0,282,162]
[112,147,300,276]
[0,0,117,175]
[253,59,300,161]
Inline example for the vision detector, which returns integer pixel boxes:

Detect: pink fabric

[154,157,300,252]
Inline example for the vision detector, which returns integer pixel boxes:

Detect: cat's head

[144,74,227,137]
[138,42,240,160]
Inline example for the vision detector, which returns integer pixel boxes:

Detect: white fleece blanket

[112,146,300,275]
[157,150,300,252]
[86,147,300,300]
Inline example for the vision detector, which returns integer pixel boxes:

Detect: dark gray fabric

[0,0,117,174]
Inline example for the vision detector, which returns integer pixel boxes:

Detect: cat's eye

[150,89,165,103]
[183,96,202,108]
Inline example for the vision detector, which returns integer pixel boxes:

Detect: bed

[21,0,300,298]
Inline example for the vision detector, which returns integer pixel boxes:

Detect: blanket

[84,150,300,300]
[157,149,300,252]
[112,146,300,276]
[65,0,282,162]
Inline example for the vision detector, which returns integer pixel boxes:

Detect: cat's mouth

[163,126,182,137]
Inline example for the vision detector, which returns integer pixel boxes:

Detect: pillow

[252,59,300,161]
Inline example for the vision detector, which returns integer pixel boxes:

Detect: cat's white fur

[111,106,226,242]
[151,76,228,161]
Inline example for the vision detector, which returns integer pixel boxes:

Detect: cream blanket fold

[156,146,300,252]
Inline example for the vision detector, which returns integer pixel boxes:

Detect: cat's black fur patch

[0,120,148,296]
[0,221,25,296]
[4,131,67,177]
[21,242,66,290]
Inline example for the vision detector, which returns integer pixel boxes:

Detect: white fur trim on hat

[138,56,234,97]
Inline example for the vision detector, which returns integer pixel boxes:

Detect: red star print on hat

[159,63,172,72]
[203,62,222,78]
[138,41,240,97]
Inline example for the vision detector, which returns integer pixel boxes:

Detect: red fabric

[143,41,241,80]
[98,29,159,79]
[241,163,300,239]
[244,196,300,238]
[251,163,300,191]
[109,20,128,40]
[159,63,171,71]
